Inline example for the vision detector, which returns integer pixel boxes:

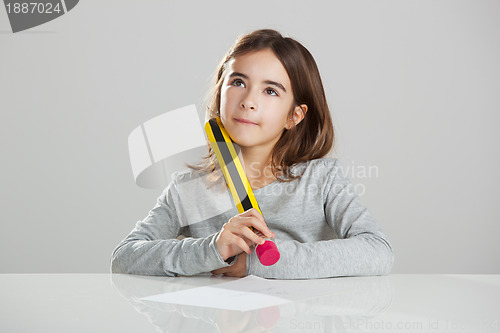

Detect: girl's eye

[265,88,278,96]
[231,79,245,87]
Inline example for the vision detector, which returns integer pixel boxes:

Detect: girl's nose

[241,101,256,110]
[241,90,257,110]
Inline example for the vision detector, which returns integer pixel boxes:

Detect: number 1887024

[6,2,62,14]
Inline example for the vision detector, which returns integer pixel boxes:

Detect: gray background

[1,0,499,274]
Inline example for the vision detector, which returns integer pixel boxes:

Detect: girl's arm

[110,179,233,276]
[246,160,394,279]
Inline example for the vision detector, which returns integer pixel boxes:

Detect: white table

[1,274,499,332]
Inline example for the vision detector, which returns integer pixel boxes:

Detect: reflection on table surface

[1,274,499,332]
[111,273,394,332]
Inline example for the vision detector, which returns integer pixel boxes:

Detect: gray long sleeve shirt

[111,158,394,279]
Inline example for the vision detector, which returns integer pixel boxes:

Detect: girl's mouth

[235,118,258,125]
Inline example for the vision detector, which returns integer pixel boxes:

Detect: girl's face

[219,49,297,152]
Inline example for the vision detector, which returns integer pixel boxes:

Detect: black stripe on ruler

[209,119,254,211]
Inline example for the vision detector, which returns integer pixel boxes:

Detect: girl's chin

[226,129,256,145]
[230,137,256,149]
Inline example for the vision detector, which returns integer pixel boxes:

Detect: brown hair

[191,29,334,182]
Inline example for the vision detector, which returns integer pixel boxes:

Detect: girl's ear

[285,104,308,129]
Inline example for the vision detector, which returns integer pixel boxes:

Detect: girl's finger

[233,216,273,239]
[242,235,254,247]
[239,225,266,245]
[229,234,252,255]
[246,216,273,238]
[242,208,265,224]
[228,212,274,239]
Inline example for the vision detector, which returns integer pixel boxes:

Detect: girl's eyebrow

[228,71,287,93]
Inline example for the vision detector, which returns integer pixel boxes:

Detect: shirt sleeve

[110,175,233,276]
[246,160,394,279]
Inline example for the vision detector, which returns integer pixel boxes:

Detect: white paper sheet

[140,275,295,312]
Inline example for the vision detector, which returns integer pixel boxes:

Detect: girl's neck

[239,146,276,190]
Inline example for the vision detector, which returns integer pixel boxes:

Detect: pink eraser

[256,240,280,266]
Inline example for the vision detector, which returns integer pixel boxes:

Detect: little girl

[111,29,394,279]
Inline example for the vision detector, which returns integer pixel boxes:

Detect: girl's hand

[211,253,247,277]
[216,208,275,261]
